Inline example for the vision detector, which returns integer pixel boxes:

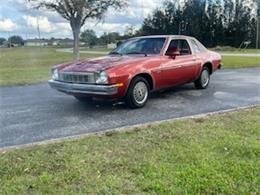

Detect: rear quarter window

[195,39,208,52]
[190,39,201,54]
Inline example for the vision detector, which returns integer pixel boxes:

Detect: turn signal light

[116,83,124,87]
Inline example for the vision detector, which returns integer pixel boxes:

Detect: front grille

[58,72,95,84]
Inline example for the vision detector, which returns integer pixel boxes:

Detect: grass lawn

[80,47,111,52]
[0,107,259,194]
[222,56,260,69]
[0,47,103,86]
[0,47,259,86]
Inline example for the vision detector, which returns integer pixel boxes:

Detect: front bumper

[48,80,118,95]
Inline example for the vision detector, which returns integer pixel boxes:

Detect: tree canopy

[28,0,126,59]
[141,0,259,48]
[8,36,24,45]
[80,29,98,48]
[0,38,6,45]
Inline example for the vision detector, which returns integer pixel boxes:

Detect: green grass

[222,56,260,68]
[80,47,111,52]
[0,47,259,86]
[0,107,259,194]
[0,47,103,86]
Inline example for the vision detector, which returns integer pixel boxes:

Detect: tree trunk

[72,26,81,60]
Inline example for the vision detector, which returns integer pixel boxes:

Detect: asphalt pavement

[0,68,259,148]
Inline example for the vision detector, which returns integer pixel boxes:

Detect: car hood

[56,55,149,72]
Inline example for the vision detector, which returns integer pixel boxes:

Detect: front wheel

[126,77,150,108]
[194,67,210,89]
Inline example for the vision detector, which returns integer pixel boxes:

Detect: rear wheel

[126,76,150,108]
[194,67,210,89]
[74,95,93,102]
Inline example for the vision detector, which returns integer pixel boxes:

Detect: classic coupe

[49,35,222,108]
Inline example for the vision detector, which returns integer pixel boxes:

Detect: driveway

[0,68,259,148]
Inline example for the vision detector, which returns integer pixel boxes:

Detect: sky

[0,0,164,39]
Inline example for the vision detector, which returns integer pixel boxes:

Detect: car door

[188,39,204,79]
[160,39,199,87]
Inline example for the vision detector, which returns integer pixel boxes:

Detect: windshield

[110,38,166,55]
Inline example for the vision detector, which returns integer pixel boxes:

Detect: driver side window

[166,39,191,56]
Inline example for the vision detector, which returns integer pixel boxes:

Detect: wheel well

[203,63,213,74]
[132,73,154,90]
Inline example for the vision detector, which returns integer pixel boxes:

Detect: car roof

[133,35,195,39]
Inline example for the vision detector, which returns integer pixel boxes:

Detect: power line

[8,31,11,46]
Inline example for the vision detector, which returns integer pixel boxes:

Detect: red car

[49,35,222,108]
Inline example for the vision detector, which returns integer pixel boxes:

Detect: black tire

[126,76,150,108]
[74,95,93,102]
[194,66,210,89]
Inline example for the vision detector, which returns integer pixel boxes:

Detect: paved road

[1,68,260,148]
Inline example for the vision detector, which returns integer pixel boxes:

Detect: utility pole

[257,16,259,49]
[179,21,184,35]
[255,7,260,49]
[8,31,11,47]
[179,21,188,35]
[37,17,41,39]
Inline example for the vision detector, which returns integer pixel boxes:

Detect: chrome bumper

[48,80,118,95]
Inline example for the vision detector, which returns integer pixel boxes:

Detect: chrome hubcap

[201,69,209,87]
[133,81,148,104]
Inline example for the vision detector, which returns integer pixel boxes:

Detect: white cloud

[83,22,141,36]
[128,0,162,17]
[0,0,163,38]
[23,15,54,33]
[22,15,71,37]
[0,19,17,32]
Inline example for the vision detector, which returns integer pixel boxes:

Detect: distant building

[2,41,10,48]
[24,38,83,47]
[50,39,59,46]
[25,39,49,46]
[56,38,74,46]
[1,41,18,48]
[107,43,117,49]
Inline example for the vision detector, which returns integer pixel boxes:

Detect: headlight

[95,71,108,84]
[52,69,59,80]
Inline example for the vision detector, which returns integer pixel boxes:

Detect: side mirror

[166,49,180,59]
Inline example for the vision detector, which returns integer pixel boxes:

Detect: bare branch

[27,0,127,60]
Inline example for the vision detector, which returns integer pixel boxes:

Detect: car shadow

[67,83,196,111]
[149,83,195,99]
